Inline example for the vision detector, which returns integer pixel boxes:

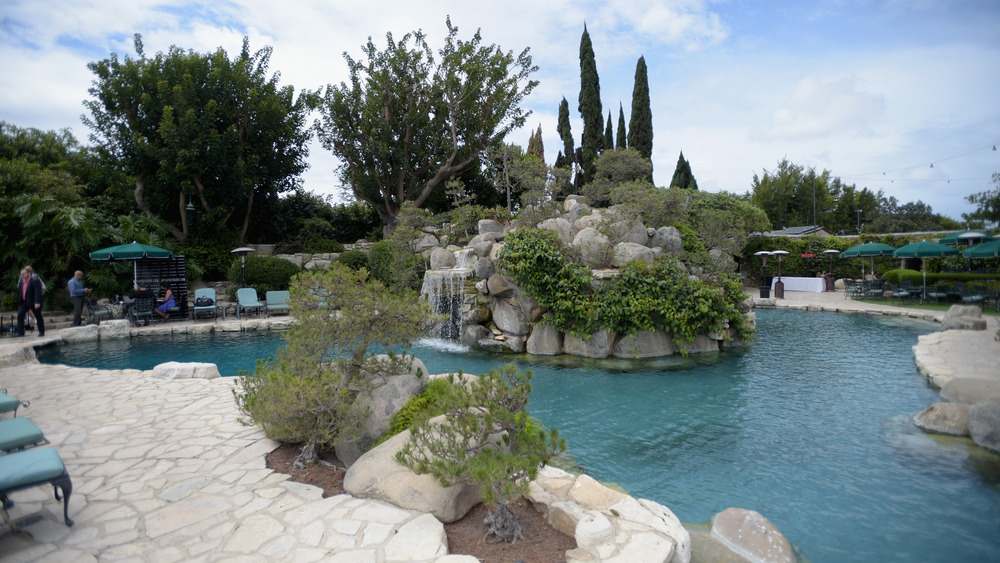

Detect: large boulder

[152,362,221,380]
[98,319,130,339]
[573,213,604,233]
[913,402,971,436]
[461,324,492,346]
[473,256,496,280]
[614,219,650,245]
[429,247,457,270]
[462,304,491,325]
[304,259,332,271]
[564,328,616,359]
[538,217,574,244]
[564,194,588,209]
[335,356,427,466]
[710,508,795,563]
[472,240,494,258]
[941,305,987,331]
[478,219,505,235]
[413,234,440,253]
[683,334,720,354]
[573,227,611,269]
[527,323,563,355]
[940,378,1000,404]
[491,298,530,336]
[651,226,683,255]
[969,400,1000,454]
[612,242,655,267]
[486,273,514,298]
[61,324,99,343]
[612,330,675,358]
[566,203,593,224]
[343,428,481,523]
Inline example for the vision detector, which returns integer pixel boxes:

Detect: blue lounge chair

[265,290,291,317]
[191,288,218,321]
[236,288,264,318]
[0,418,48,452]
[0,390,28,417]
[0,447,74,526]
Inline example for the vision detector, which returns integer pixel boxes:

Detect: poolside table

[771,276,826,293]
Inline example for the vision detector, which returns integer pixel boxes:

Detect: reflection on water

[35,310,1000,562]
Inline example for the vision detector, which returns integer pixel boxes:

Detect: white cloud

[754,76,886,141]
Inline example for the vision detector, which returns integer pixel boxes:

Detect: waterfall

[421,254,474,339]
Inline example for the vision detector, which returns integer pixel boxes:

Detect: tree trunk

[135,174,184,241]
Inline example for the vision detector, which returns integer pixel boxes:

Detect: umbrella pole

[921,263,927,304]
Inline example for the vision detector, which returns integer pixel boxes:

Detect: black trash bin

[759,285,771,298]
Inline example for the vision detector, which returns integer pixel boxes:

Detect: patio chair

[925,283,950,305]
[236,288,264,318]
[845,280,863,300]
[129,297,156,326]
[191,288,218,322]
[0,418,48,452]
[265,290,291,317]
[896,280,916,302]
[0,390,28,417]
[0,447,74,526]
[956,283,983,306]
[86,298,113,325]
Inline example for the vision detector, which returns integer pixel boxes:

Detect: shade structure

[90,242,175,286]
[893,241,959,303]
[939,230,988,246]
[962,237,1000,259]
[840,242,895,279]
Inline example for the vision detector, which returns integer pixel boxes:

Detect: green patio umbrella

[893,241,958,303]
[939,230,988,246]
[90,241,175,286]
[840,242,896,279]
[962,237,1000,258]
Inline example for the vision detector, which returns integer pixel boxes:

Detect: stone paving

[0,289,997,562]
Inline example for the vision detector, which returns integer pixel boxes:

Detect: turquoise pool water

[36,310,1000,562]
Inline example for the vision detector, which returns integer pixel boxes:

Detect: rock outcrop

[913,402,971,436]
[710,507,795,563]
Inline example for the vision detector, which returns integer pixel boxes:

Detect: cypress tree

[555,97,573,170]
[669,151,698,190]
[578,25,603,184]
[628,56,653,178]
[616,103,627,149]
[527,124,544,162]
[604,111,614,151]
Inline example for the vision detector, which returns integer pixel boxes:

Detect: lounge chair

[86,299,113,325]
[236,288,264,318]
[129,297,156,326]
[0,447,74,526]
[955,283,983,306]
[265,290,291,317]
[0,390,28,417]
[191,288,218,322]
[0,418,48,452]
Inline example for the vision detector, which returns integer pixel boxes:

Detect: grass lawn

[853,297,1000,316]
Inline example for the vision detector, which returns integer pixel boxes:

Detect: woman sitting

[156,283,175,320]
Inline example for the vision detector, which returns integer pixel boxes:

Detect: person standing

[16,266,45,337]
[68,270,91,326]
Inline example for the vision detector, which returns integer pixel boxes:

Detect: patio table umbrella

[939,230,988,246]
[893,241,958,303]
[962,237,1000,258]
[840,242,896,280]
[90,241,175,287]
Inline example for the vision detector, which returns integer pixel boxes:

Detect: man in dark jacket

[16,266,45,337]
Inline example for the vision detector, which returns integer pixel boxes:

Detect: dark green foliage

[498,228,752,349]
[227,255,301,295]
[882,269,1000,285]
[182,240,239,281]
[669,151,698,190]
[555,97,574,170]
[368,240,419,291]
[963,172,1000,228]
[397,364,565,542]
[381,378,458,443]
[616,103,627,150]
[577,25,604,184]
[627,56,653,177]
[582,148,653,208]
[336,250,369,271]
[526,125,544,162]
[604,110,614,150]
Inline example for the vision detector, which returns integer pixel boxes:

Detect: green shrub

[368,240,420,291]
[883,269,1000,285]
[227,255,301,296]
[305,239,345,254]
[336,250,369,271]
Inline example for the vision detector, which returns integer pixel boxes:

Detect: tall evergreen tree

[616,103,627,149]
[578,25,603,184]
[604,111,614,151]
[555,97,574,170]
[669,151,698,190]
[627,56,653,179]
[526,124,544,162]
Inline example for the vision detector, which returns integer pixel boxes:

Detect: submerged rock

[914,402,971,436]
[710,507,795,563]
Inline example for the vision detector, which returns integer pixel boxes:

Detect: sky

[2,0,999,223]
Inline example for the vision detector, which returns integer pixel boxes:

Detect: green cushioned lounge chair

[0,418,48,452]
[191,288,218,321]
[236,288,264,318]
[0,448,74,526]
[265,290,291,317]
[0,390,28,417]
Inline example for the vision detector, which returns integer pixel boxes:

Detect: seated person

[155,283,175,319]
[129,282,155,301]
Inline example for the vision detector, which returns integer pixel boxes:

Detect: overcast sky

[2,0,998,222]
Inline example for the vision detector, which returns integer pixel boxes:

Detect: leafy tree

[750,158,831,229]
[397,364,565,543]
[581,148,653,207]
[235,265,434,464]
[867,196,957,233]
[963,172,1000,229]
[616,103,627,150]
[669,151,698,190]
[577,25,604,184]
[604,110,614,150]
[314,18,537,236]
[84,35,311,244]
[627,56,653,178]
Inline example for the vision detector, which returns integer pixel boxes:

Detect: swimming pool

[36,309,1000,562]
